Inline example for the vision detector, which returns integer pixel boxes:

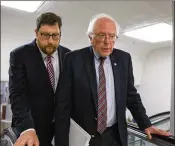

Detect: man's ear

[35,29,38,37]
[88,34,92,41]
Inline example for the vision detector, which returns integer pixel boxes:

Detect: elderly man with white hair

[55,13,170,146]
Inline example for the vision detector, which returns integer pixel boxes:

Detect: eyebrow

[39,31,61,34]
[96,32,116,34]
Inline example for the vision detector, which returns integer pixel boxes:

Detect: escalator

[149,111,170,132]
[127,111,174,146]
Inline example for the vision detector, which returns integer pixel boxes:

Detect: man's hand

[14,130,39,146]
[145,126,171,139]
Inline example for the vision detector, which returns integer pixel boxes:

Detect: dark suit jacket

[55,46,152,146]
[8,39,70,145]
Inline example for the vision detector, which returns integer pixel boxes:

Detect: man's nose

[104,35,111,44]
[48,36,54,43]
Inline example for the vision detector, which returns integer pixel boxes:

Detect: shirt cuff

[20,128,35,136]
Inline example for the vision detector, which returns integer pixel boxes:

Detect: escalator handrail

[127,123,175,146]
[127,116,170,128]
[152,117,170,126]
[149,111,170,119]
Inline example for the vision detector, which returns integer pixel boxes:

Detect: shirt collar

[92,47,110,63]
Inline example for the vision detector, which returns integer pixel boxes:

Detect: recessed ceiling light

[1,1,44,12]
[124,23,172,43]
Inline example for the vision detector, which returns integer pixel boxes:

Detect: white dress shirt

[38,48,59,91]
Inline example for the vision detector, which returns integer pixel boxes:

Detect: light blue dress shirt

[93,49,116,127]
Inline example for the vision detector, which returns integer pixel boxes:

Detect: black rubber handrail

[128,116,170,126]
[149,111,170,120]
[128,111,170,127]
[152,117,170,126]
[127,123,175,146]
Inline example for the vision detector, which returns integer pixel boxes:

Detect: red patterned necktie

[46,56,55,91]
[97,57,107,134]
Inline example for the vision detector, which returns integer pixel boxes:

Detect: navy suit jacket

[9,39,70,145]
[55,46,152,146]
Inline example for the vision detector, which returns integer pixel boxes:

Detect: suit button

[94,117,97,120]
[91,135,95,138]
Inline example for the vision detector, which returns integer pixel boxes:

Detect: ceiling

[1,1,173,55]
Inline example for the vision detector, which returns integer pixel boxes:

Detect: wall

[138,47,172,116]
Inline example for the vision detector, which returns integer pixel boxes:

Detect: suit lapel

[83,47,121,112]
[110,51,120,106]
[55,46,62,93]
[83,47,98,111]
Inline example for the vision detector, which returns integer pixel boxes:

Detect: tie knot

[47,55,52,61]
[99,57,106,64]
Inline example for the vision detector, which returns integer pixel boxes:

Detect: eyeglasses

[38,31,61,40]
[93,33,118,41]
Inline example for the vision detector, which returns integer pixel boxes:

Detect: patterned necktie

[97,57,107,134]
[46,56,55,91]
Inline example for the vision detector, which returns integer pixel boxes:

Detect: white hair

[86,13,120,37]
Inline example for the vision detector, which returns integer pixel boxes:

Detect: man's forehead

[39,24,60,33]
[39,24,59,29]
[93,20,116,33]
